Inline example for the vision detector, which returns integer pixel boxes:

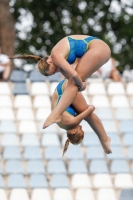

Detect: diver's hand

[78,81,86,92]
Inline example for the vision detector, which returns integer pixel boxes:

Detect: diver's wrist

[72,74,83,88]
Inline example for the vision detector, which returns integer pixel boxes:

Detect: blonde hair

[62,131,84,157]
[10,54,50,76]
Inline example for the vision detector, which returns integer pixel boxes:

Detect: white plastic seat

[49,82,59,96]
[0,108,15,120]
[91,95,110,107]
[21,134,39,146]
[75,189,95,200]
[26,160,45,174]
[53,189,73,200]
[50,174,69,188]
[111,95,129,107]
[114,174,133,188]
[14,95,32,108]
[24,146,42,160]
[90,160,109,174]
[126,82,133,95]
[71,174,92,188]
[29,174,48,188]
[0,82,11,94]
[16,108,34,120]
[5,160,24,174]
[86,146,104,160]
[107,82,125,95]
[93,174,113,188]
[0,189,7,200]
[65,146,84,160]
[102,120,117,132]
[33,95,51,108]
[106,146,125,160]
[31,189,51,200]
[3,146,21,160]
[88,82,106,95]
[9,189,29,200]
[29,70,46,82]
[13,83,29,95]
[45,146,62,160]
[35,108,51,120]
[68,160,88,174]
[119,189,133,200]
[10,70,26,82]
[30,82,49,95]
[47,160,67,174]
[82,133,100,147]
[0,121,17,133]
[110,160,129,173]
[0,95,12,107]
[95,108,113,120]
[18,120,37,134]
[8,174,26,188]
[1,134,19,146]
[115,108,133,120]
[119,120,133,133]
[42,133,60,146]
[97,188,117,200]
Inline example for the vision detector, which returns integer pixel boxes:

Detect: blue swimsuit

[55,79,76,117]
[66,36,99,64]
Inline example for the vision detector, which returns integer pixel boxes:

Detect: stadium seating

[10,70,26,82]
[23,146,42,160]
[13,83,29,95]
[71,174,92,188]
[44,146,62,160]
[5,160,24,174]
[0,71,133,200]
[31,189,51,200]
[29,174,48,188]
[29,70,46,82]
[50,174,70,188]
[9,189,29,200]
[3,147,21,160]
[119,189,133,200]
[75,188,95,200]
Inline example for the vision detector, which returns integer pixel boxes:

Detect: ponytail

[62,139,69,157]
[9,54,42,61]
[10,54,50,76]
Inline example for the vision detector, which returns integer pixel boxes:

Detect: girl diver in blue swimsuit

[51,78,111,156]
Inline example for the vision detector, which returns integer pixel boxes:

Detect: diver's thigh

[72,92,89,113]
[75,40,111,81]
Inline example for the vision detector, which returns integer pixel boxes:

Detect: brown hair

[9,54,50,76]
[62,131,84,157]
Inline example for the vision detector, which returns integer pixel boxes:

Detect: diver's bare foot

[42,113,61,129]
[99,136,112,154]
